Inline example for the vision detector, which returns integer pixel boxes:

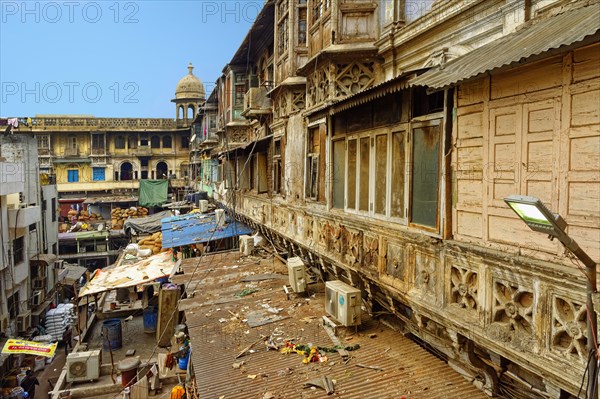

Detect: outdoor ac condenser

[324,280,362,327]
[239,235,254,256]
[287,257,307,293]
[66,350,101,382]
[199,200,209,213]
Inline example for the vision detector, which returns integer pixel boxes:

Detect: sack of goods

[45,303,77,341]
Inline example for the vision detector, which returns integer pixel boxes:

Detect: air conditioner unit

[96,243,107,252]
[325,280,362,327]
[33,277,47,290]
[287,257,307,293]
[16,311,31,332]
[239,235,254,256]
[66,350,101,382]
[0,314,9,333]
[32,290,45,306]
[199,200,209,213]
[79,246,87,253]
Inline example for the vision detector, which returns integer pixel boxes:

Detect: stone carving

[335,62,375,97]
[551,296,588,363]
[363,234,379,270]
[386,243,405,280]
[450,266,478,311]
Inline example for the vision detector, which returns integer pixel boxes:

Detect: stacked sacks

[45,303,77,341]
[111,206,149,230]
[137,231,164,255]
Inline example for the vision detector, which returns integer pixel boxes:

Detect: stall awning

[84,195,138,204]
[61,264,87,286]
[411,3,600,89]
[139,179,168,207]
[78,251,175,297]
[161,212,253,249]
[123,210,173,235]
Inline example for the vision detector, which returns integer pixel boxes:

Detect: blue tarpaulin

[161,212,253,249]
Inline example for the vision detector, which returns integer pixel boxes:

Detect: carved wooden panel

[335,62,375,98]
[304,215,315,244]
[414,250,439,300]
[291,90,305,113]
[551,295,588,363]
[227,126,251,143]
[449,265,478,311]
[345,227,362,268]
[386,243,405,281]
[363,233,379,270]
[488,280,536,351]
[307,66,330,108]
[340,12,374,40]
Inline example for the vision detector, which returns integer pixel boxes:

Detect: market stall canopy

[161,212,253,249]
[83,195,138,204]
[61,264,88,286]
[2,339,58,358]
[138,179,168,207]
[78,251,175,297]
[123,210,173,235]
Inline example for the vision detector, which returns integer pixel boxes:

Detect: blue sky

[0,0,261,117]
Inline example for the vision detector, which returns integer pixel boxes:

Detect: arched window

[163,135,172,148]
[156,161,168,179]
[151,135,161,148]
[115,136,125,149]
[120,162,133,181]
[178,106,184,119]
[187,105,195,119]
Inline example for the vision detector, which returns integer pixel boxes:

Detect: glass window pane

[374,134,387,215]
[410,125,440,228]
[332,140,345,209]
[391,131,405,218]
[347,140,356,210]
[359,137,370,212]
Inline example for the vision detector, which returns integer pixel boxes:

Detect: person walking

[63,326,73,355]
[20,370,39,398]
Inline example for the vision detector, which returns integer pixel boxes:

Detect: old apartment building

[193,0,600,397]
[19,64,204,201]
[0,134,59,337]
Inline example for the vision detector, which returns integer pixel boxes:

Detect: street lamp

[504,195,598,398]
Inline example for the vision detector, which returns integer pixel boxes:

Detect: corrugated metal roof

[411,3,600,88]
[161,212,252,249]
[176,252,487,399]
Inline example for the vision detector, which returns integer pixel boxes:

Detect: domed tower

[172,63,206,127]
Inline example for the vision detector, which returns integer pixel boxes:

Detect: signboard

[2,339,57,358]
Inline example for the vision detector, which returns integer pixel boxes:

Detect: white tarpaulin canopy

[78,251,175,297]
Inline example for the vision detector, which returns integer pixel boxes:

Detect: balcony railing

[242,87,272,117]
[135,146,152,156]
[64,148,79,157]
[25,117,177,131]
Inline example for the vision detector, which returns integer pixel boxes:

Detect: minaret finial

[188,63,194,75]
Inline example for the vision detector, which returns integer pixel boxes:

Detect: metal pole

[567,240,598,399]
